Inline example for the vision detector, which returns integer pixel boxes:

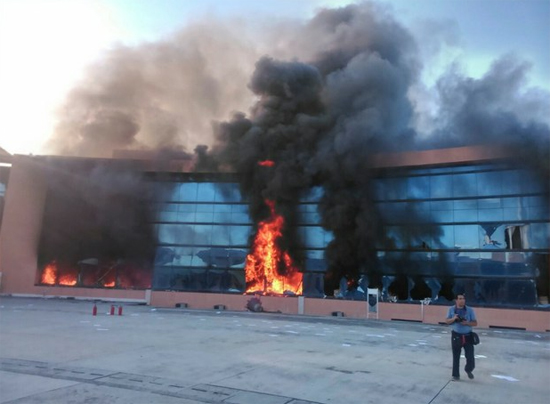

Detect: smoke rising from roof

[45,1,549,293]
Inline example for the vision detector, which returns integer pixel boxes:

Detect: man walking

[445,293,478,381]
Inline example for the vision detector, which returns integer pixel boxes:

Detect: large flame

[245,199,303,295]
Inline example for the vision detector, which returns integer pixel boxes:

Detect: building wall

[0,156,47,293]
[149,291,550,332]
[0,149,548,332]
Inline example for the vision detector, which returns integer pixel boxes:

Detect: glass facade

[371,164,549,307]
[151,178,330,296]
[152,180,251,293]
[150,163,549,308]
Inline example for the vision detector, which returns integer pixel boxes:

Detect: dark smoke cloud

[425,54,550,187]
[202,2,549,293]
[206,56,329,269]
[46,1,549,294]
[39,160,156,277]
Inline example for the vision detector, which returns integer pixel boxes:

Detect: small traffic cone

[118,305,123,316]
[92,304,97,316]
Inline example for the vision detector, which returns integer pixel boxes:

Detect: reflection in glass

[407,176,430,199]
[430,175,452,198]
[197,183,216,201]
[453,173,477,197]
[476,171,502,196]
[178,183,198,201]
[454,225,479,249]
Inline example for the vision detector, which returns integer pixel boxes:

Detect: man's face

[456,295,466,308]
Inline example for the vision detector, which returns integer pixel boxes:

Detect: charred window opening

[505,225,524,249]
[37,162,155,289]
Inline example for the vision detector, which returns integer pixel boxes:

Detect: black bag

[471,332,480,345]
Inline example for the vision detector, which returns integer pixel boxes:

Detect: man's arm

[444,308,458,325]
[462,308,478,327]
[445,315,458,325]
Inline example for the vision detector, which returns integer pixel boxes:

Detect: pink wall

[0,156,48,293]
[150,291,550,332]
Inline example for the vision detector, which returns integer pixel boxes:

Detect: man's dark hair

[455,292,466,299]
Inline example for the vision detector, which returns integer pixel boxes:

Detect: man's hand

[446,314,459,324]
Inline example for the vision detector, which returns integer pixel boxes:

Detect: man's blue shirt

[447,305,477,334]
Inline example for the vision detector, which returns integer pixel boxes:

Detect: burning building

[0,2,548,331]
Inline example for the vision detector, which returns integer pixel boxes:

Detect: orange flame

[258,160,275,167]
[41,262,57,285]
[104,281,115,288]
[245,199,302,295]
[59,274,77,286]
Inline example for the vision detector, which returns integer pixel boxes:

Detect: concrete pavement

[0,296,549,404]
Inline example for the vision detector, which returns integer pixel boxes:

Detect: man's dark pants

[451,331,475,378]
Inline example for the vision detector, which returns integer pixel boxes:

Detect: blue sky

[0,0,548,155]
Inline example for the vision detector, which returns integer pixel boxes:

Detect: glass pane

[214,204,232,213]
[193,225,213,245]
[193,247,248,268]
[476,171,502,196]
[430,200,453,211]
[378,177,407,200]
[527,223,550,249]
[157,224,196,244]
[528,206,550,220]
[452,173,477,197]
[299,212,320,224]
[518,170,541,193]
[478,209,503,222]
[454,209,478,222]
[454,225,479,249]
[431,210,453,223]
[197,183,216,202]
[153,266,173,289]
[214,183,241,202]
[407,176,430,199]
[525,196,547,207]
[196,204,214,212]
[500,170,521,195]
[179,183,198,202]
[195,213,214,222]
[303,186,324,202]
[453,199,477,210]
[303,226,327,248]
[478,198,501,209]
[430,175,452,198]
[177,211,196,222]
[231,213,251,224]
[502,197,520,208]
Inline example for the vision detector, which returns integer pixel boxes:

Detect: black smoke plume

[38,159,156,287]
[47,1,549,295]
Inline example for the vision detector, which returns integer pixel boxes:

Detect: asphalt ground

[0,296,549,404]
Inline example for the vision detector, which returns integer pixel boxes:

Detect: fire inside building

[0,146,548,331]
